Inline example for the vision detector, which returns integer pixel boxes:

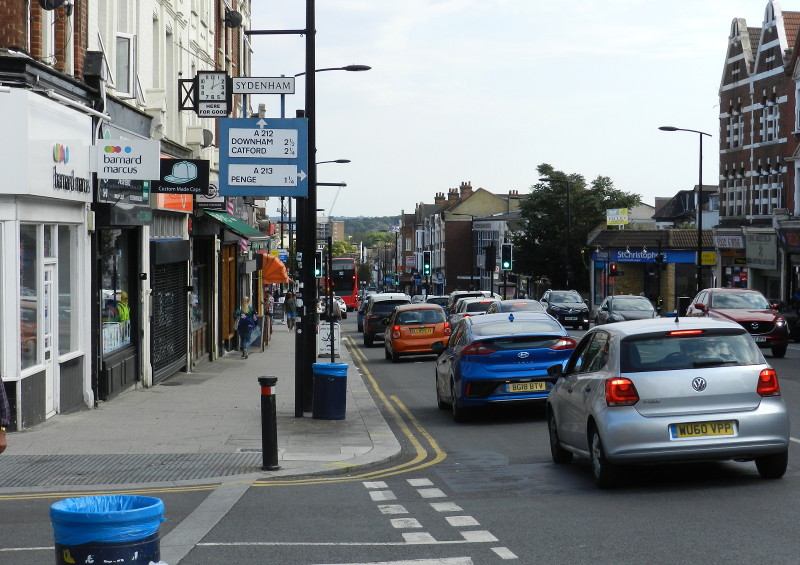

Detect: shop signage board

[152,159,210,194]
[219,117,309,197]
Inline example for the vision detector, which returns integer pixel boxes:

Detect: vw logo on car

[692,377,707,392]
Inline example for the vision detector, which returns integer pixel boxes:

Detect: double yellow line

[253,335,446,486]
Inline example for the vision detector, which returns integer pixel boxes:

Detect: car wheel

[342,312,348,320]
[451,380,470,423]
[436,373,448,410]
[755,450,788,479]
[589,427,619,489]
[582,322,590,330]
[391,350,399,363]
[364,334,373,347]
[384,347,391,360]
[548,409,573,464]
[771,345,787,358]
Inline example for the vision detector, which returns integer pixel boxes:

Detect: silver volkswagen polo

[546,317,790,488]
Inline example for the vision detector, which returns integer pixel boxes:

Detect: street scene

[3,1,800,565]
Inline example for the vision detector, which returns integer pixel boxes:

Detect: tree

[357,263,372,286]
[512,164,641,293]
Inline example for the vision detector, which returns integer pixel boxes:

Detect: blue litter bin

[312,362,348,420]
[50,495,164,565]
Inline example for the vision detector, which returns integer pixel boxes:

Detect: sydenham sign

[219,117,309,197]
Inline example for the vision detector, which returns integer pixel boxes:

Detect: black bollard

[258,376,280,471]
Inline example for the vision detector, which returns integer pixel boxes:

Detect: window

[58,226,75,355]
[115,34,135,98]
[20,225,38,369]
[100,230,133,354]
[762,102,779,142]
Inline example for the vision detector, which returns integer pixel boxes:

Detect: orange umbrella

[257,251,289,284]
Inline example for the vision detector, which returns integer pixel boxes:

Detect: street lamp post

[451,213,476,290]
[539,177,572,288]
[659,126,711,295]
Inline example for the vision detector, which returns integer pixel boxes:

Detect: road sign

[219,117,309,197]
[232,77,295,95]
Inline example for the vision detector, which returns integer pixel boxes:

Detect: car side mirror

[584,298,589,304]
[771,303,780,310]
[601,305,609,311]
[430,341,444,354]
[694,302,706,312]
[547,364,563,378]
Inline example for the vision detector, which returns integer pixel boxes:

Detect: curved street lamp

[659,126,712,294]
[295,65,371,77]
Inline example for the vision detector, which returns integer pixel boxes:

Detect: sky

[248,0,769,218]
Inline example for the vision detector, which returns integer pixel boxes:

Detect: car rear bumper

[597,399,790,463]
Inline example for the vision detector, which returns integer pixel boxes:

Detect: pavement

[0,319,401,493]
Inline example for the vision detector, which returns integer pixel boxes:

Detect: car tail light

[444,321,452,335]
[461,342,496,355]
[605,377,639,406]
[550,337,577,350]
[757,368,781,397]
[392,325,400,339]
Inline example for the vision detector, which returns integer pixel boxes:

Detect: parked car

[685,288,788,357]
[320,295,347,320]
[546,318,790,488]
[595,295,658,325]
[383,304,451,362]
[772,301,800,341]
[485,299,545,314]
[540,289,590,330]
[362,294,411,346]
[449,296,497,326]
[432,312,577,422]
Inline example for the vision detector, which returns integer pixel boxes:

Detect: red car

[685,288,788,357]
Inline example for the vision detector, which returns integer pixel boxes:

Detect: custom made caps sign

[153,159,210,194]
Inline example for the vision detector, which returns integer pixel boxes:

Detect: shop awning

[257,250,289,284]
[204,210,269,249]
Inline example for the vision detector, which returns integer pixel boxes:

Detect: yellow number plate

[670,421,735,439]
[410,328,433,334]
[507,382,546,393]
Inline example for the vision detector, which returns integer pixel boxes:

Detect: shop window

[191,263,206,330]
[58,226,75,355]
[20,225,38,369]
[101,230,132,355]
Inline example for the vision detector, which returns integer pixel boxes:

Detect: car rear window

[397,309,445,324]
[471,320,563,336]
[465,301,493,313]
[504,302,544,312]
[484,336,563,350]
[373,301,409,314]
[426,297,449,307]
[621,331,763,373]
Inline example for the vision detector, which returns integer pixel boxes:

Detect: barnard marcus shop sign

[93,139,160,181]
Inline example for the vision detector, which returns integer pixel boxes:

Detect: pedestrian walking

[234,297,256,359]
[284,292,297,331]
[265,289,275,339]
[0,375,10,454]
[330,294,343,322]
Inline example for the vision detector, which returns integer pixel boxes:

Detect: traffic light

[484,244,496,270]
[501,243,513,271]
[610,262,624,277]
[423,251,432,276]
[314,250,324,277]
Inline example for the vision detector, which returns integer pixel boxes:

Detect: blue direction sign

[219,117,309,197]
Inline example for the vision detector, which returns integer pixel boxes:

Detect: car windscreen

[612,298,654,311]
[550,292,582,304]
[710,292,771,309]
[621,331,763,373]
[471,320,563,336]
[373,301,409,315]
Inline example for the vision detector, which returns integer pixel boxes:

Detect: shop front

[0,88,93,428]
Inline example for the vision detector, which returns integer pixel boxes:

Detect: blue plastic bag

[50,495,165,545]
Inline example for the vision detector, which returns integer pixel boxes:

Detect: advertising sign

[93,139,160,181]
[606,208,629,226]
[152,159,210,194]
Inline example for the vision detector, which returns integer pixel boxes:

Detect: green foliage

[357,262,372,285]
[331,240,358,257]
[511,164,641,292]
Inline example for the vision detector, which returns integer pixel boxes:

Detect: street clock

[195,71,230,117]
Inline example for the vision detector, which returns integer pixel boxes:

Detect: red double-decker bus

[329,257,359,311]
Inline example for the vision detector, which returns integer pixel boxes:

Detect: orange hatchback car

[384,304,451,363]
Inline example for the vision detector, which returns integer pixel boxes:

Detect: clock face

[198,72,227,101]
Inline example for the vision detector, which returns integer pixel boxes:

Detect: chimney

[434,192,445,205]
[459,181,473,198]
[448,188,458,202]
